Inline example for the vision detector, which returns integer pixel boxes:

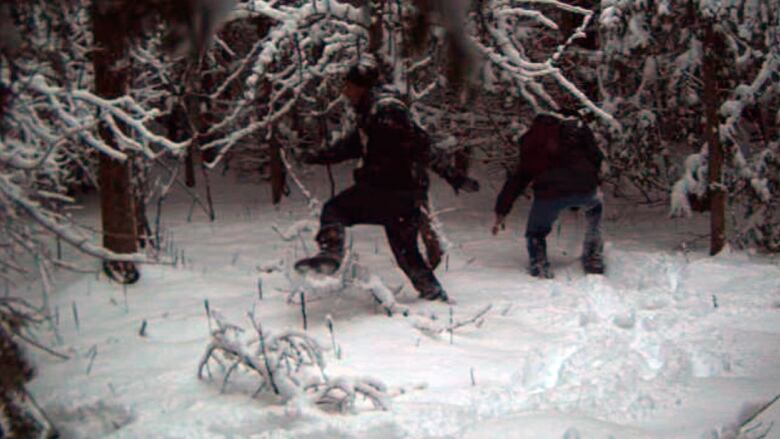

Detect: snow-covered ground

[22,165,780,438]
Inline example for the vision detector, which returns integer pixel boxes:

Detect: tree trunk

[702,20,726,255]
[269,136,286,204]
[184,83,202,186]
[93,2,139,282]
[184,144,196,187]
[368,0,384,54]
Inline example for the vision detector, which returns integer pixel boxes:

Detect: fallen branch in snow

[306,376,389,412]
[271,220,318,242]
[279,147,321,213]
[198,309,391,412]
[411,304,493,338]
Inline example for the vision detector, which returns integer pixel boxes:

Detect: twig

[71,301,80,332]
[740,394,780,431]
[449,306,454,344]
[14,332,70,360]
[123,284,129,313]
[300,291,308,331]
[204,299,212,332]
[254,320,281,395]
[326,314,340,359]
[85,344,98,375]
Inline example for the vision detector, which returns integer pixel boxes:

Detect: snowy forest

[1,0,779,437]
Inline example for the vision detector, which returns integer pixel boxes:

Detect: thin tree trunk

[185,144,196,187]
[93,2,139,282]
[183,71,218,219]
[183,89,201,187]
[702,20,726,255]
[369,0,384,54]
[269,136,286,204]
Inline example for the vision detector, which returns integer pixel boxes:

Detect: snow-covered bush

[198,309,390,412]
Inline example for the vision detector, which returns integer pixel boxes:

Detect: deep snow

[20,164,780,439]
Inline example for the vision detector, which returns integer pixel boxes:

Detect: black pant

[319,184,442,296]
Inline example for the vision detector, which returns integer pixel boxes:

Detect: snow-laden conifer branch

[0,176,152,264]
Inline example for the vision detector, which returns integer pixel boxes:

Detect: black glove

[451,175,480,194]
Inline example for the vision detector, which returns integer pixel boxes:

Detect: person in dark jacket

[295,58,479,301]
[492,112,605,278]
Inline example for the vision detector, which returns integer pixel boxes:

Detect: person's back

[516,113,602,199]
[353,86,430,192]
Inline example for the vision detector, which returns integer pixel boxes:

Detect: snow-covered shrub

[198,309,390,412]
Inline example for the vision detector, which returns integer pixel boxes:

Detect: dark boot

[294,225,345,275]
[385,220,451,302]
[412,273,450,302]
[582,238,605,274]
[527,237,553,279]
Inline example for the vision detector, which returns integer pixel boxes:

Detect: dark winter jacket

[495,113,603,216]
[306,85,468,195]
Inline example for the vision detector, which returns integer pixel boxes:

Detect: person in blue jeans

[492,112,605,278]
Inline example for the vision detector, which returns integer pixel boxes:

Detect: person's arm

[581,125,604,170]
[494,168,532,218]
[427,145,479,193]
[301,129,361,165]
[494,130,536,219]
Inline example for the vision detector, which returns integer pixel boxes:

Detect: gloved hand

[491,214,506,235]
[451,175,480,194]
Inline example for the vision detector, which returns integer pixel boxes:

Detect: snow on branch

[29,75,189,161]
[0,176,154,264]
[411,304,493,338]
[2,72,176,266]
[718,54,779,203]
[284,247,409,318]
[201,0,367,168]
[198,308,390,412]
[472,1,620,130]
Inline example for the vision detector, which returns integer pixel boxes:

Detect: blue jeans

[525,190,603,245]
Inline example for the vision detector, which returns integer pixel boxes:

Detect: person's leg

[298,186,377,274]
[525,197,566,279]
[581,191,605,274]
[385,214,448,301]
